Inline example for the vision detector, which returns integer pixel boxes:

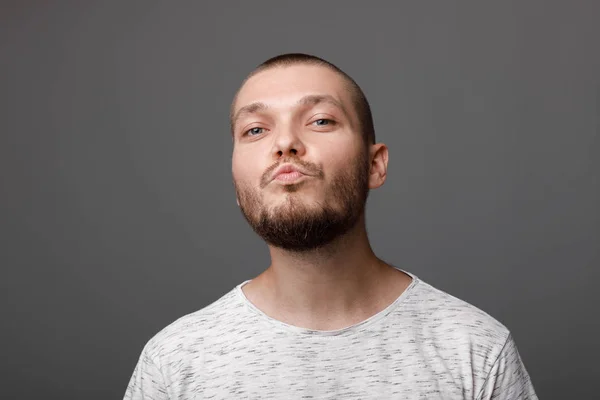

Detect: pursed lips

[272,164,308,182]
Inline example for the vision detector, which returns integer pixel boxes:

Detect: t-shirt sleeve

[123,345,169,400]
[477,333,538,400]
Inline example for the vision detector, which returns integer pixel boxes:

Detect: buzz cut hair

[230,53,375,146]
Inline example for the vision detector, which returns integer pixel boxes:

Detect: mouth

[273,171,307,184]
[271,163,311,185]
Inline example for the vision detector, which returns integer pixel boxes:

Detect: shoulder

[405,277,511,350]
[141,286,243,362]
[400,276,520,392]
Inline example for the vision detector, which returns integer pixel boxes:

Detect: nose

[272,124,306,160]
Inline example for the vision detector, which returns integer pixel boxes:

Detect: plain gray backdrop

[1,1,598,399]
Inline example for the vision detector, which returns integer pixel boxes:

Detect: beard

[233,150,371,252]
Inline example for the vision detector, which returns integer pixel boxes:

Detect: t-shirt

[124,269,538,399]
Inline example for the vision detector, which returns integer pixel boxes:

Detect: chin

[282,191,320,204]
[268,196,319,215]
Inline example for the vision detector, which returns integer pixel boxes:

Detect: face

[231,64,373,251]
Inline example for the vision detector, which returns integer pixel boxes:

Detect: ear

[368,143,388,190]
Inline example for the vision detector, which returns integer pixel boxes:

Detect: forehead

[233,64,352,113]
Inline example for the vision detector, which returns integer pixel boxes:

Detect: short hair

[230,53,375,146]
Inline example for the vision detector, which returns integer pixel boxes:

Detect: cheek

[232,152,249,176]
[232,155,263,186]
[322,151,355,176]
[318,133,363,164]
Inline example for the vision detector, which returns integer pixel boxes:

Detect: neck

[245,214,410,330]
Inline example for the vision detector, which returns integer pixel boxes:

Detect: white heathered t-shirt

[124,269,538,399]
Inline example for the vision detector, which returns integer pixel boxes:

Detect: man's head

[230,53,376,147]
[230,53,388,252]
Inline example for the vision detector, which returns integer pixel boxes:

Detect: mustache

[260,157,324,188]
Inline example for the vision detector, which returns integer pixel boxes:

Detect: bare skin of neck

[241,214,413,331]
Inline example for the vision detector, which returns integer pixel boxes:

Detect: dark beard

[234,151,370,252]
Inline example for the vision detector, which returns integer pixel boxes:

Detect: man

[124,53,538,399]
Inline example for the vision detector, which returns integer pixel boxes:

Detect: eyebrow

[231,94,348,132]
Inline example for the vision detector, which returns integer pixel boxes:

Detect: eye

[312,118,336,127]
[245,127,265,136]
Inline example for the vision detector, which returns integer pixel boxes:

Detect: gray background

[1,1,598,399]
